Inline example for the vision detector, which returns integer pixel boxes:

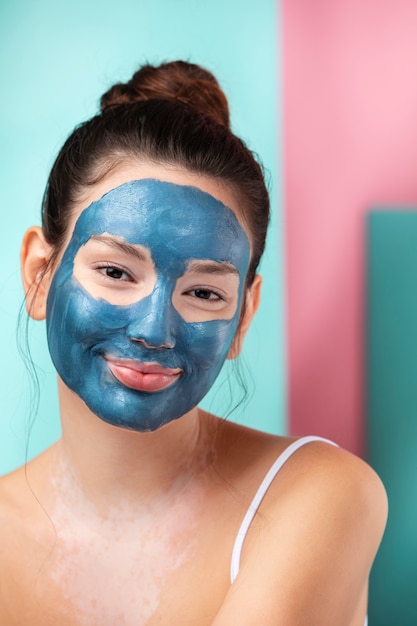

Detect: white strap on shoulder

[230,435,338,584]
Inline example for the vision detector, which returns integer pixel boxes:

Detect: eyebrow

[88,236,239,275]
[89,234,149,262]
[186,260,239,276]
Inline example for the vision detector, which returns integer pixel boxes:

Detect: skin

[0,162,387,625]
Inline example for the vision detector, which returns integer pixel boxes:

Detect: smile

[105,358,183,393]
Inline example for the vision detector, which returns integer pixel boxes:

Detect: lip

[105,358,182,393]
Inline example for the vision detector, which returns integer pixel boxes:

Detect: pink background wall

[284,0,417,456]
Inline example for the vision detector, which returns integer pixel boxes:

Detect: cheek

[47,282,90,371]
[184,319,238,367]
[47,274,126,354]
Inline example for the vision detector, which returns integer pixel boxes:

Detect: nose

[126,284,176,349]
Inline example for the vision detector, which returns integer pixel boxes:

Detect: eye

[188,288,223,301]
[96,264,133,282]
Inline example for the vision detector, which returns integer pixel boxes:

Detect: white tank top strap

[230,435,338,584]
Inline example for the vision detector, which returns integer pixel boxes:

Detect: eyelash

[186,288,225,302]
[94,263,134,282]
[93,264,227,302]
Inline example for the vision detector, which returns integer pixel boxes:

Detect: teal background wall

[367,212,417,625]
[0,0,284,474]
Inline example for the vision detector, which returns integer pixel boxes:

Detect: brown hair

[42,60,270,286]
[101,60,230,127]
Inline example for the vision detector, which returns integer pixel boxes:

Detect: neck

[37,378,215,514]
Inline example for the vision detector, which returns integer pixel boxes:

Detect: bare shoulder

[278,435,387,490]
[0,465,38,565]
[242,432,388,548]
[0,453,55,552]
[215,417,387,522]
[282,437,388,528]
[312,442,385,538]
[0,467,28,593]
[211,422,388,625]
[0,465,26,521]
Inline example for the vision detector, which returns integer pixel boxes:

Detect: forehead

[71,179,250,269]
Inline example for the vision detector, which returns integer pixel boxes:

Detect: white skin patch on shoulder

[44,457,205,625]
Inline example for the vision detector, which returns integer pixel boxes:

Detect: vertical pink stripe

[284,0,417,455]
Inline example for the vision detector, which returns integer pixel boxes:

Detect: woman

[0,61,387,625]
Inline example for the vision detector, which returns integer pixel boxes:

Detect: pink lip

[105,358,182,393]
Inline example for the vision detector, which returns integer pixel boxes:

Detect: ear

[21,226,53,320]
[227,274,262,360]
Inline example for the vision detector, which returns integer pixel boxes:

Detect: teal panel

[367,211,417,625]
[0,0,285,475]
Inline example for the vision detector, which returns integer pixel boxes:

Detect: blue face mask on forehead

[46,179,251,432]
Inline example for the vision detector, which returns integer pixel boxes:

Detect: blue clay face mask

[46,179,250,431]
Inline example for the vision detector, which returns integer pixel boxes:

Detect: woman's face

[45,164,252,431]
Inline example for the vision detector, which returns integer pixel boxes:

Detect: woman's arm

[212,442,388,626]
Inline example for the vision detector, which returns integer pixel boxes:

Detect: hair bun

[100,60,230,128]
